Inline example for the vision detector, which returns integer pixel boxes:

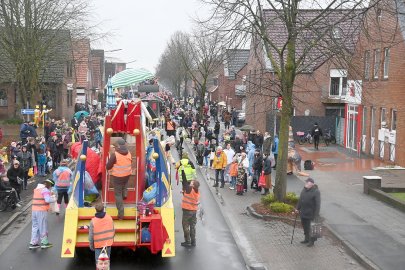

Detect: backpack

[304,160,314,170]
[313,128,320,136]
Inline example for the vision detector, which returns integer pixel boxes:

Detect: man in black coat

[296,177,321,247]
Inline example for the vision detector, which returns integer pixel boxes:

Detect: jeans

[224,164,231,182]
[215,169,224,185]
[38,164,46,176]
[230,176,236,188]
[204,156,209,166]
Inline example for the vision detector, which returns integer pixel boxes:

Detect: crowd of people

[0,111,104,210]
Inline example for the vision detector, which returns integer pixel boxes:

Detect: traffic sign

[21,109,35,115]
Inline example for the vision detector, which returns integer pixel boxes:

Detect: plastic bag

[258,171,266,187]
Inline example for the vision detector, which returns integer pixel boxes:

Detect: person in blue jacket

[272,135,279,168]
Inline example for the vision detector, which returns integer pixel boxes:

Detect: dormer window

[332,27,343,39]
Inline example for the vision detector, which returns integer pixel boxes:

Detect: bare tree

[156,31,191,98]
[198,0,380,201]
[0,0,95,113]
[176,28,224,115]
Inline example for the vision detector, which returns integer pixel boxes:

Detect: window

[67,89,73,107]
[364,50,370,79]
[329,69,347,97]
[374,49,381,79]
[0,89,7,106]
[362,107,367,136]
[381,108,386,128]
[391,109,397,130]
[213,78,218,86]
[66,61,73,78]
[383,48,390,78]
[332,27,343,39]
[371,107,376,135]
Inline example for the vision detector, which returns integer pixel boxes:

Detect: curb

[247,196,380,270]
[324,223,381,270]
[246,205,298,223]
[0,201,32,235]
[183,141,268,270]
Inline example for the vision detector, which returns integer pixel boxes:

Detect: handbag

[28,167,34,177]
[311,222,322,239]
[258,171,266,187]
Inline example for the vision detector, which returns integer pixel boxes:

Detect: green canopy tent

[110,68,154,89]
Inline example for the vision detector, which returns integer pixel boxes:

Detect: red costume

[126,101,138,133]
[111,100,126,132]
[70,142,101,184]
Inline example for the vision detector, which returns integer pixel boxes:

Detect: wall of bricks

[354,0,405,166]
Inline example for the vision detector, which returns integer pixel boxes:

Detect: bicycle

[297,131,313,145]
[323,129,336,146]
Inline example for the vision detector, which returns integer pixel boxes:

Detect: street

[0,149,246,270]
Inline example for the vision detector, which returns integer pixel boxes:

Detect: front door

[346,105,358,150]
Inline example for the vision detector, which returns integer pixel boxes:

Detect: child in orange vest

[229,158,238,190]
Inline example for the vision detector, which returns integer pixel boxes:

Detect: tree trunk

[274,36,296,202]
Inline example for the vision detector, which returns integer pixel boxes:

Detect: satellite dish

[304,109,310,116]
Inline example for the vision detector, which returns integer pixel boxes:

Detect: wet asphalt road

[0,152,246,270]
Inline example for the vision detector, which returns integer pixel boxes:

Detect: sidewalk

[183,138,364,270]
[296,144,405,270]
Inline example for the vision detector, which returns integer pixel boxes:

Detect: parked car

[236,110,245,127]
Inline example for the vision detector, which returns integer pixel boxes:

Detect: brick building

[212,49,250,110]
[245,9,362,136]
[354,0,405,165]
[91,50,105,103]
[0,31,76,120]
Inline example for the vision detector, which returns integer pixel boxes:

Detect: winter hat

[50,132,56,136]
[306,178,315,184]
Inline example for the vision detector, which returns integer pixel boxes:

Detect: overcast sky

[92,0,209,73]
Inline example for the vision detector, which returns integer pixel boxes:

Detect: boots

[262,188,269,195]
[212,182,218,187]
[300,235,309,244]
[307,237,315,247]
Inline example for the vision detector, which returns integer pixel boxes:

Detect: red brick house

[91,49,105,103]
[73,39,93,104]
[245,9,363,136]
[0,31,77,120]
[353,0,405,165]
[213,49,250,110]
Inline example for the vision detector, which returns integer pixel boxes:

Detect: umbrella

[217,101,226,106]
[111,68,154,89]
[74,110,89,119]
[106,76,116,110]
[239,124,254,131]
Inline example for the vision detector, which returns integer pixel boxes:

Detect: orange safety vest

[55,169,71,188]
[32,188,50,211]
[92,215,115,249]
[181,189,200,211]
[111,152,132,177]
